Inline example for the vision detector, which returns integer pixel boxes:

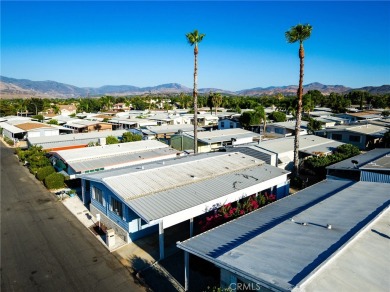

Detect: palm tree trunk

[193,45,198,154]
[293,42,304,176]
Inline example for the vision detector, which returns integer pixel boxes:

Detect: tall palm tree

[186,29,205,154]
[211,92,223,116]
[285,23,312,177]
[254,105,266,135]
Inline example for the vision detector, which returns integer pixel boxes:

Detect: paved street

[0,142,145,292]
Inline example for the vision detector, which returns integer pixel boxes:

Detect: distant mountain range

[0,76,389,98]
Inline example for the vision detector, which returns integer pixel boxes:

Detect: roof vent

[327,224,332,230]
[190,175,196,179]
[141,166,144,170]
[302,222,308,226]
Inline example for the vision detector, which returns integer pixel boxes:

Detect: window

[349,135,360,142]
[230,122,234,128]
[275,128,284,134]
[111,197,123,217]
[221,122,225,128]
[332,133,342,141]
[93,187,103,205]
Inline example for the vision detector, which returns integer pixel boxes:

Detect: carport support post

[184,251,189,291]
[190,218,194,237]
[159,221,164,260]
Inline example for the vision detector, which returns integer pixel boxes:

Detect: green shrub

[291,176,303,189]
[36,166,55,181]
[121,132,142,142]
[47,119,58,125]
[44,173,65,189]
[106,135,119,144]
[4,136,14,146]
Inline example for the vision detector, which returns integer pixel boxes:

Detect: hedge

[44,173,65,189]
[36,166,55,181]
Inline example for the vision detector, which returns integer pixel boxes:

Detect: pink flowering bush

[197,192,277,233]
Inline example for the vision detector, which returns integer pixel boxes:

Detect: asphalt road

[0,142,145,292]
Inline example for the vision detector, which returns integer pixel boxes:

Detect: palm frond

[285,23,312,43]
[185,29,206,45]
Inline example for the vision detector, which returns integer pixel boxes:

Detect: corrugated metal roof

[299,141,344,156]
[27,130,127,148]
[0,122,26,134]
[103,152,264,200]
[145,124,196,134]
[270,121,308,130]
[187,129,260,144]
[70,147,179,173]
[258,135,340,154]
[177,180,390,291]
[128,164,288,221]
[327,148,390,170]
[225,145,275,165]
[52,140,169,162]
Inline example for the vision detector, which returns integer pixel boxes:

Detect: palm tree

[285,23,312,176]
[254,105,266,135]
[186,29,205,154]
[211,92,223,116]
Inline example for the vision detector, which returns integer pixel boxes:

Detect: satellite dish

[351,160,359,168]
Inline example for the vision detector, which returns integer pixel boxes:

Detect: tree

[302,94,314,116]
[186,29,205,154]
[105,135,119,144]
[179,93,191,109]
[27,98,44,115]
[211,92,223,115]
[121,132,142,142]
[32,114,44,122]
[307,117,322,134]
[285,23,313,176]
[239,111,256,129]
[269,111,286,122]
[47,119,58,125]
[254,105,267,134]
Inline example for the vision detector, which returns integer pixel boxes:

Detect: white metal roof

[0,122,26,134]
[299,141,344,156]
[104,152,263,200]
[327,148,390,170]
[28,130,127,145]
[51,140,170,162]
[346,124,386,135]
[299,208,390,292]
[84,152,265,200]
[145,124,197,134]
[128,163,288,222]
[258,135,341,155]
[187,129,260,144]
[65,119,99,127]
[177,180,390,291]
[269,121,308,130]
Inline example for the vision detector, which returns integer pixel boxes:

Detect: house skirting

[90,204,129,243]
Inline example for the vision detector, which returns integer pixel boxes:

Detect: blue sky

[1,1,390,91]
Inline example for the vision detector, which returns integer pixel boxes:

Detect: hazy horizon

[2,1,390,91]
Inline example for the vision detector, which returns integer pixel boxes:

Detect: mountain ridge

[1,76,389,98]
